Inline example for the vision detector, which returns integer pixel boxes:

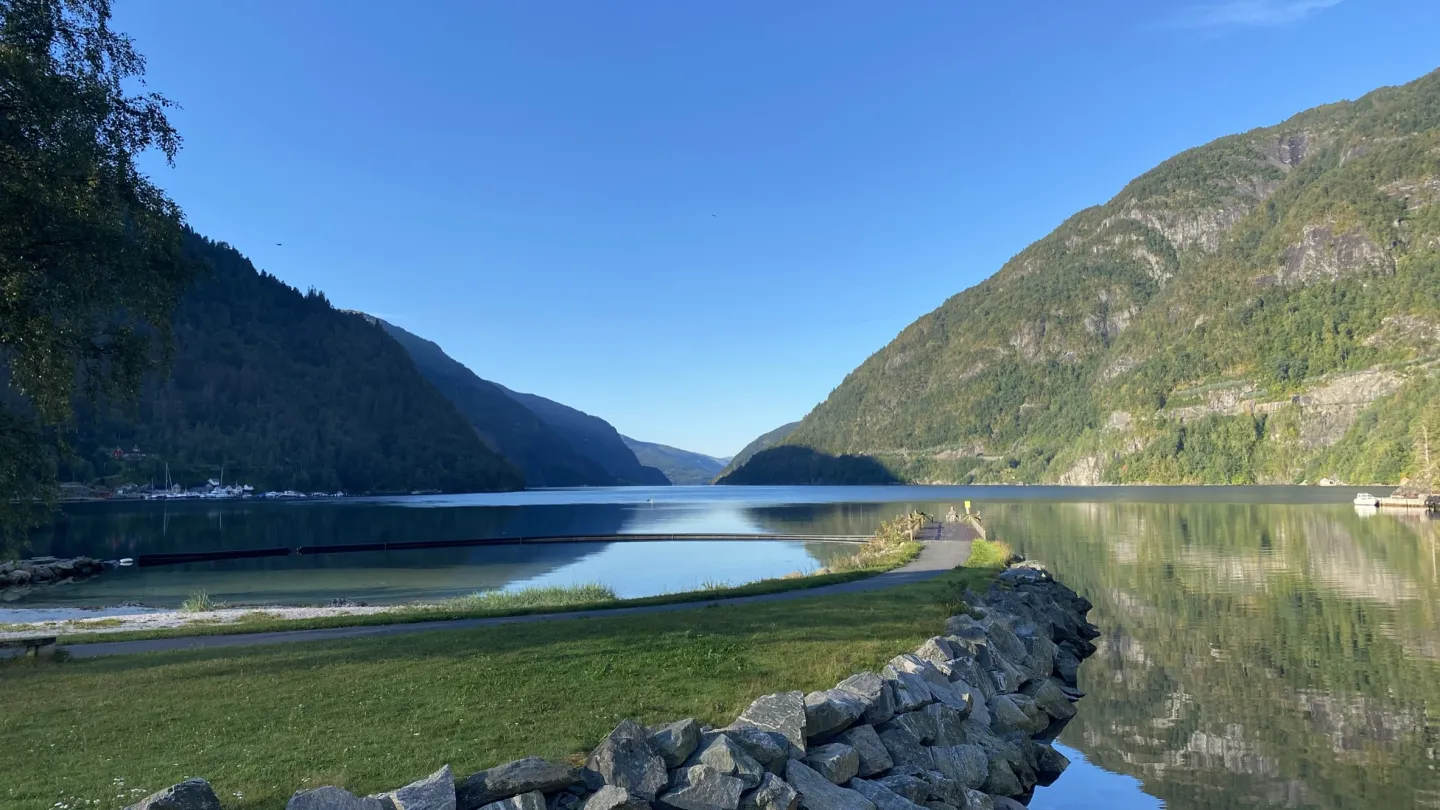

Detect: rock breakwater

[0,556,106,598]
[123,558,1099,810]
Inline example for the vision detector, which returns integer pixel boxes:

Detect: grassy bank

[0,541,1004,810]
[49,517,924,644]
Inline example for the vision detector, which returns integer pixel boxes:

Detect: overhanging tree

[1,0,195,539]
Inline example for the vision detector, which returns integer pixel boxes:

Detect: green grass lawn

[0,548,998,810]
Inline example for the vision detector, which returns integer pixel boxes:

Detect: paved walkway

[62,528,976,659]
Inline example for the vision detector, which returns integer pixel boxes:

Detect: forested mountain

[375,320,622,487]
[715,421,799,480]
[497,387,670,486]
[727,69,1440,487]
[56,233,523,493]
[620,437,727,485]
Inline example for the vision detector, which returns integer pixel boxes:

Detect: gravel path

[59,532,974,659]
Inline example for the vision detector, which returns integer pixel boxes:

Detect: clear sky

[113,0,1440,458]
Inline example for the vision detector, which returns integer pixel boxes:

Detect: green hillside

[715,421,800,481]
[620,436,727,485]
[728,69,1440,487]
[377,320,623,487]
[56,233,523,494]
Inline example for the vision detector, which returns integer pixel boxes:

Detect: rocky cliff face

[727,69,1440,487]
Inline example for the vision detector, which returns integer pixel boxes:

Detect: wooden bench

[0,636,58,657]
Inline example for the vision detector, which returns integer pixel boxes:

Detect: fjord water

[18,485,1440,808]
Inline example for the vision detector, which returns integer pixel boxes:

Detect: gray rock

[1053,646,1080,688]
[915,771,964,807]
[872,776,927,805]
[988,799,1024,810]
[653,719,702,768]
[987,696,1033,736]
[960,791,993,810]
[1008,694,1047,734]
[1030,741,1070,786]
[739,773,798,810]
[922,803,957,810]
[921,703,967,747]
[877,726,932,771]
[921,680,972,715]
[782,761,873,810]
[736,692,808,757]
[847,779,924,810]
[693,734,766,790]
[943,658,996,701]
[379,766,456,810]
[912,638,957,674]
[1013,624,1057,679]
[986,656,1030,695]
[125,779,223,810]
[982,622,1028,668]
[287,786,390,810]
[660,765,745,810]
[980,758,1022,798]
[801,743,858,785]
[715,727,791,768]
[479,792,547,810]
[582,786,651,810]
[1021,679,1076,722]
[833,725,892,777]
[588,720,669,800]
[880,666,932,713]
[461,758,581,808]
[804,690,866,739]
[879,710,935,745]
[927,746,986,790]
[834,672,897,725]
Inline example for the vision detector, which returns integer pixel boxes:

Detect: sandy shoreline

[0,604,404,638]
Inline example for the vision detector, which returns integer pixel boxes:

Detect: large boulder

[549,794,584,810]
[803,690,866,739]
[847,780,924,810]
[378,766,456,810]
[800,743,858,785]
[660,765,745,810]
[944,658,996,702]
[988,799,1024,810]
[739,773,798,810]
[960,790,993,810]
[833,672,896,725]
[832,725,892,777]
[880,666,932,713]
[871,775,926,805]
[1029,741,1070,787]
[587,720,669,800]
[980,758,1023,798]
[879,711,935,745]
[287,786,391,810]
[653,720,702,768]
[735,692,808,757]
[713,727,791,771]
[914,771,965,807]
[479,792,547,810]
[583,786,652,810]
[876,726,932,771]
[927,746,987,790]
[1021,679,1076,722]
[988,696,1044,736]
[1053,646,1081,688]
[461,758,581,808]
[126,779,223,810]
[911,639,957,675]
[782,761,873,810]
[921,704,967,747]
[691,734,766,790]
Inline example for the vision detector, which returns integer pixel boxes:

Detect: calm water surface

[13,485,1440,809]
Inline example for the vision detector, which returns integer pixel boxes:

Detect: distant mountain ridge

[726,69,1440,487]
[621,437,728,485]
[375,320,620,487]
[55,233,523,494]
[497,385,670,486]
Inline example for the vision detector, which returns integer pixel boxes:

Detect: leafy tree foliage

[0,0,197,535]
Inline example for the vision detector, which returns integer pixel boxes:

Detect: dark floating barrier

[133,533,871,567]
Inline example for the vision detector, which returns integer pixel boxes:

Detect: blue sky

[115,0,1439,458]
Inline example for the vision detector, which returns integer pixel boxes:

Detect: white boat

[1353,492,1379,506]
